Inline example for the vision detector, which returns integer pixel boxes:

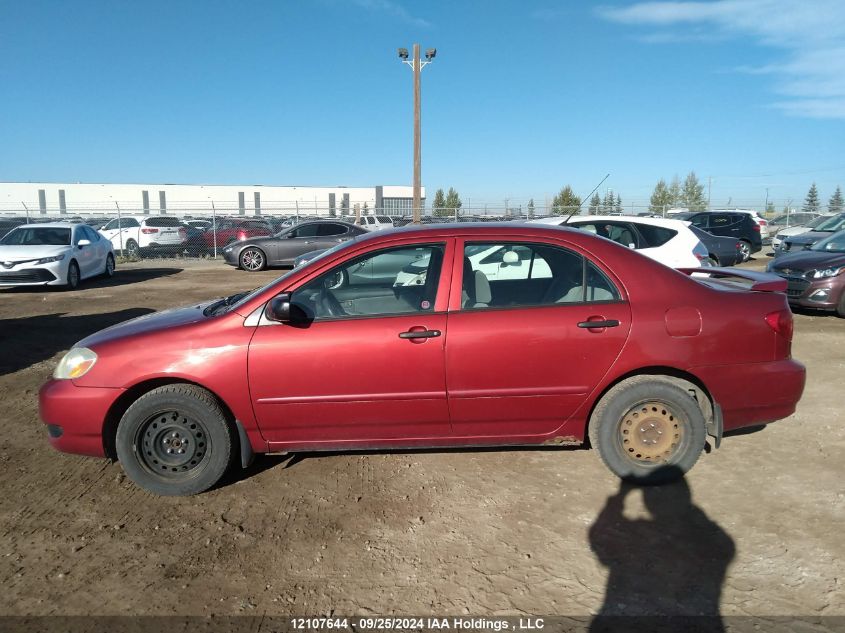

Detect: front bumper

[39,379,124,457]
[0,259,68,286]
[221,248,239,266]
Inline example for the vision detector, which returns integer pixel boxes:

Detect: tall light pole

[398,44,436,224]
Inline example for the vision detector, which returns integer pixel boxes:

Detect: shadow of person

[589,466,735,633]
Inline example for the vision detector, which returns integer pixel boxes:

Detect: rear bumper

[692,359,806,431]
[39,379,124,457]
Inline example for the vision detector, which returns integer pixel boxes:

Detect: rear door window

[318,223,349,236]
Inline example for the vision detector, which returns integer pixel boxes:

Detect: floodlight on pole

[398,43,436,224]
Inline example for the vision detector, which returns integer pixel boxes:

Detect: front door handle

[399,329,441,339]
[577,319,620,329]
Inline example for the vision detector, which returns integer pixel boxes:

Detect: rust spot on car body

[543,435,580,446]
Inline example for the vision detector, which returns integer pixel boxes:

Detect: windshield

[810,230,845,253]
[0,227,71,246]
[814,214,845,232]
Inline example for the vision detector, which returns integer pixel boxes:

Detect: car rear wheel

[103,253,115,278]
[837,291,845,318]
[126,239,140,259]
[240,247,266,271]
[588,377,707,484]
[115,384,235,496]
[65,261,80,290]
[738,240,751,262]
[708,256,719,267]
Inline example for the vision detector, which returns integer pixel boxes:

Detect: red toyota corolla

[40,224,805,496]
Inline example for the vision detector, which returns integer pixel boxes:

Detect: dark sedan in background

[767,229,845,317]
[222,220,367,271]
[689,226,743,267]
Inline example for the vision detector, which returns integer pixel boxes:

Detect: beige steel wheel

[589,377,707,484]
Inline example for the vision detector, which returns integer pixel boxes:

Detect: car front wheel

[240,247,266,271]
[588,377,707,484]
[115,384,235,496]
[65,261,80,290]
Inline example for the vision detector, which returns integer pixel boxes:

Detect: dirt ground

[0,256,842,618]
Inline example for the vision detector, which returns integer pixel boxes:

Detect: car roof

[15,222,80,229]
[531,215,691,229]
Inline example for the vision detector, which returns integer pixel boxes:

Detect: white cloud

[350,0,431,27]
[597,0,845,119]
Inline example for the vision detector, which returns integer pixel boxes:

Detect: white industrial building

[0,182,425,218]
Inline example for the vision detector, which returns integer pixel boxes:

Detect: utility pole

[708,176,712,209]
[398,45,436,224]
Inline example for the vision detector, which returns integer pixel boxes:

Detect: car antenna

[563,173,610,225]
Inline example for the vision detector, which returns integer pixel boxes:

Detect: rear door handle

[399,329,441,339]
[577,319,620,329]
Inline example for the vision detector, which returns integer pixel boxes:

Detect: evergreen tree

[552,186,581,215]
[668,175,682,207]
[803,183,820,213]
[589,193,601,214]
[681,171,707,211]
[362,201,369,214]
[828,186,843,213]
[615,194,623,214]
[649,179,672,214]
[444,187,462,217]
[602,191,613,214]
[432,189,447,217]
[527,198,535,217]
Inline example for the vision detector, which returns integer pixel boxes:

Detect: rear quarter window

[635,224,677,248]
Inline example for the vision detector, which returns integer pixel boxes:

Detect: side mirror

[264,293,292,323]
[77,239,91,248]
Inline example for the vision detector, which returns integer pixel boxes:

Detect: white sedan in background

[0,223,114,289]
[530,215,709,268]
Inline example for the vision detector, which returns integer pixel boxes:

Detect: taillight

[752,224,760,232]
[141,227,159,234]
[237,230,247,240]
[758,219,768,226]
[179,228,187,238]
[765,309,793,341]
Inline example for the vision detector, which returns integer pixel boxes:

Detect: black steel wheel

[588,376,707,485]
[66,260,80,290]
[116,384,235,496]
[240,247,266,271]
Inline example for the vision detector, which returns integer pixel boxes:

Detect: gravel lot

[0,256,842,618]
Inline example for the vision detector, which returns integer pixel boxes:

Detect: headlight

[36,254,65,265]
[53,347,98,379]
[810,266,845,279]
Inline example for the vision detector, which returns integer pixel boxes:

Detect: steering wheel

[319,288,346,317]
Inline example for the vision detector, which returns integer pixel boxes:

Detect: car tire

[115,384,235,496]
[126,239,140,259]
[65,260,80,290]
[240,247,266,272]
[837,291,845,318]
[103,253,115,278]
[738,240,752,262]
[708,256,719,267]
[588,376,707,485]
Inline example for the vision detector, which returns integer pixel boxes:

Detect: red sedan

[40,224,805,496]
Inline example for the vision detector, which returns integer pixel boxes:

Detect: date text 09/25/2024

[290,617,545,631]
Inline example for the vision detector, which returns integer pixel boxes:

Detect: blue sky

[1,0,844,210]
